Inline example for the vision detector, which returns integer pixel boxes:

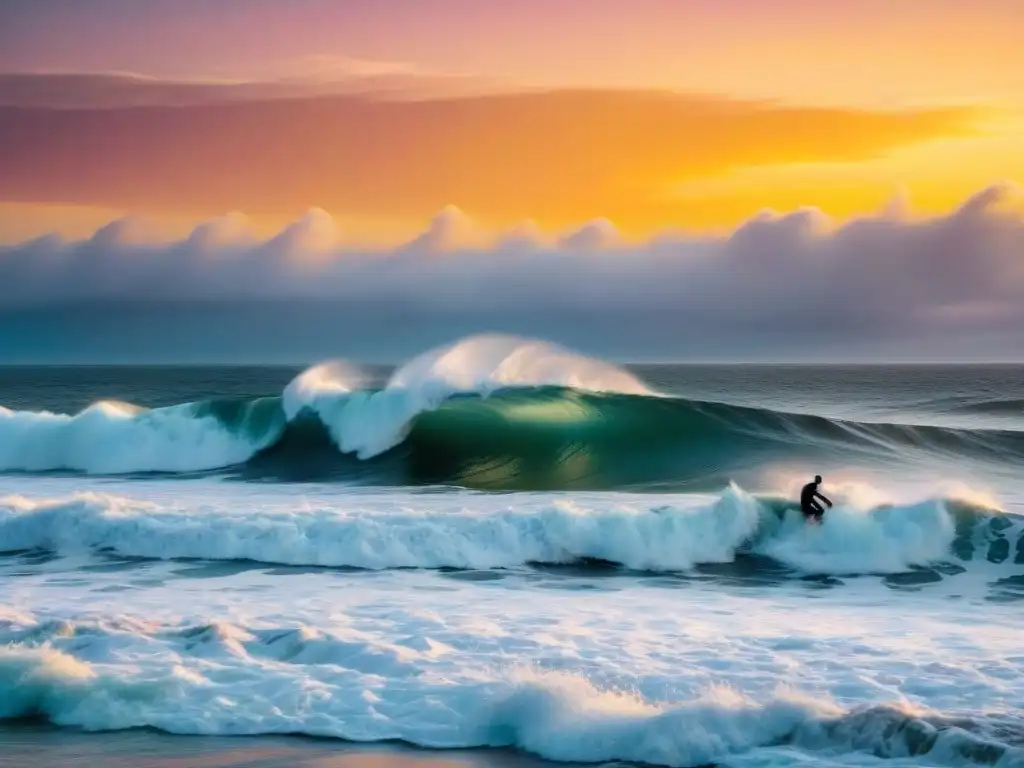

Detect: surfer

[800,475,832,523]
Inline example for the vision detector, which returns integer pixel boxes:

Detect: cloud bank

[1,184,1022,362]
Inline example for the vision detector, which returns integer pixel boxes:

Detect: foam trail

[288,334,656,459]
[0,641,1016,768]
[756,500,958,574]
[0,488,761,570]
[0,399,283,474]
[0,645,878,756]
[0,487,972,574]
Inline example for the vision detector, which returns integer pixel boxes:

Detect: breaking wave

[0,632,1019,767]
[2,334,1023,489]
[1,486,1019,575]
[0,397,284,475]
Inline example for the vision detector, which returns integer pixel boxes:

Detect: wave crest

[284,334,655,459]
[1,335,1023,486]
[0,487,1015,576]
[0,398,284,474]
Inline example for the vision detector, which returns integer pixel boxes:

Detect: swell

[3,386,1024,489]
[396,388,1024,490]
[906,394,1024,417]
[2,333,1024,489]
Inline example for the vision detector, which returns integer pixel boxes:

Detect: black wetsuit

[800,482,827,521]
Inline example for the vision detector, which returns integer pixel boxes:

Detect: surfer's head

[814,475,822,484]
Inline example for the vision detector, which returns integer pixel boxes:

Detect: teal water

[2,364,1023,493]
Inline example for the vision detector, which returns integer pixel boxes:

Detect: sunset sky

[1,0,1021,243]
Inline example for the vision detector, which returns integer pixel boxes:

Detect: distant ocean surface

[1,335,1022,768]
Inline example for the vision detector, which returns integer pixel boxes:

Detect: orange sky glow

[0,0,1020,243]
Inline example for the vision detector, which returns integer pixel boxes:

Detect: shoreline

[0,724,567,768]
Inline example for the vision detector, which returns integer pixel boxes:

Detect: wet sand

[0,726,563,768]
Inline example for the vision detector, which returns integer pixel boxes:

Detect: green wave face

[401,387,1024,491]
[6,382,1024,492]
[402,388,757,490]
[205,385,1024,491]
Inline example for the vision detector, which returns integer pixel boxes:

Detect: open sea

[1,336,1022,767]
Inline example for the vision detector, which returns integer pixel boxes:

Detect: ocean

[1,336,1022,768]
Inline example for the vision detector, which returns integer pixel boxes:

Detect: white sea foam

[0,579,1020,768]
[0,646,834,763]
[756,499,959,574]
[0,401,283,474]
[0,484,977,575]
[0,474,1020,767]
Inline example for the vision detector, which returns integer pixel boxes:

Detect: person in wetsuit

[800,475,832,523]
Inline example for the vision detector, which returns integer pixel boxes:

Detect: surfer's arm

[816,492,833,507]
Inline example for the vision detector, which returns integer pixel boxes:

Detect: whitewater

[1,336,1023,768]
